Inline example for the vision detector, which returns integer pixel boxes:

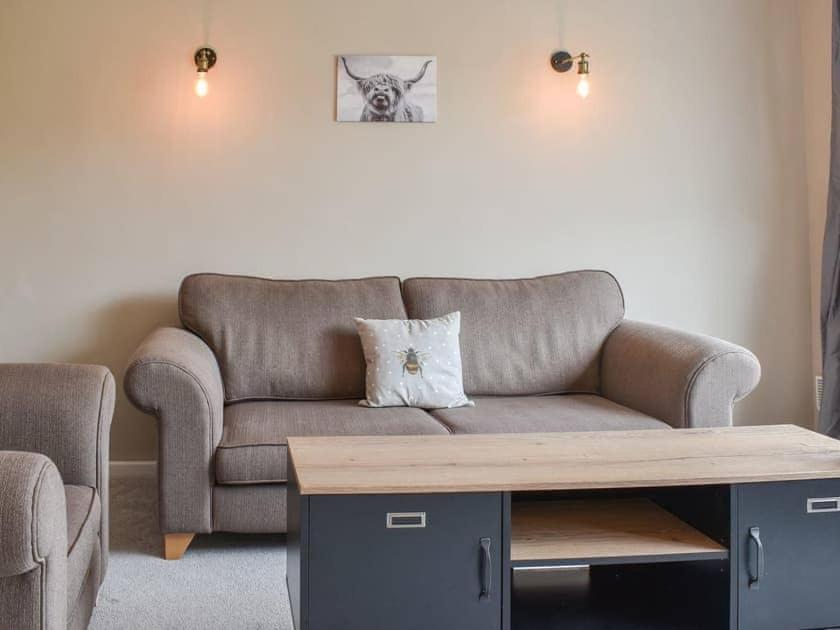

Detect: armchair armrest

[0,452,66,577]
[601,321,761,428]
[0,451,67,627]
[124,327,224,534]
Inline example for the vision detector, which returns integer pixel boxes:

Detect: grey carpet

[89,477,291,629]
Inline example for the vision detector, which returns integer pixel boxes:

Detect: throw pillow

[354,311,474,409]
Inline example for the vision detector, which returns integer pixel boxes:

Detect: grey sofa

[0,364,114,630]
[124,271,761,559]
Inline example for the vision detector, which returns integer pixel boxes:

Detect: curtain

[819,0,840,436]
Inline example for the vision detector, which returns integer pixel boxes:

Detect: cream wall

[0,0,814,460]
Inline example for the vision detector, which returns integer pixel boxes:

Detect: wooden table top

[287,424,840,495]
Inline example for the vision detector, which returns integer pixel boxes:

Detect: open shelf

[511,561,731,629]
[510,498,728,567]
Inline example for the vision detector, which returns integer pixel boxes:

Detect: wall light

[551,51,590,99]
[194,47,217,98]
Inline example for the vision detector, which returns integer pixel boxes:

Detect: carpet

[89,477,292,629]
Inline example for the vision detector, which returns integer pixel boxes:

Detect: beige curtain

[819,0,840,437]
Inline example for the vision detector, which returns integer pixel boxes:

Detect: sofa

[124,270,761,559]
[0,364,114,630]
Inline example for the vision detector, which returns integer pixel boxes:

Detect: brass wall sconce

[194,47,217,97]
[551,51,590,99]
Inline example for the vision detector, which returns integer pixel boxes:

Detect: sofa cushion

[355,311,473,409]
[430,395,669,434]
[216,400,450,484]
[179,274,408,401]
[402,271,625,396]
[65,485,100,614]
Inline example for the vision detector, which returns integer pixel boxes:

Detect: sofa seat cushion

[216,400,450,485]
[430,395,669,434]
[65,485,100,613]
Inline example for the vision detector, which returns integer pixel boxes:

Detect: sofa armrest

[124,327,224,534]
[601,321,761,428]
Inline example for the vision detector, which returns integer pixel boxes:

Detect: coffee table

[286,424,840,629]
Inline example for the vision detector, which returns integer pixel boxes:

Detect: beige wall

[0,0,815,460]
[800,0,832,422]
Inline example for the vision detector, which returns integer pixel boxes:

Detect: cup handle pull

[748,526,765,590]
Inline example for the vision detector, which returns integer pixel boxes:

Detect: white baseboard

[110,460,156,479]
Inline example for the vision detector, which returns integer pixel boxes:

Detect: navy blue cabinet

[288,480,840,629]
[297,492,503,630]
[736,480,840,630]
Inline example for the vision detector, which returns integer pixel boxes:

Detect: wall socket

[816,375,824,412]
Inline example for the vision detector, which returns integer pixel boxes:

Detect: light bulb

[576,75,590,99]
[195,71,209,98]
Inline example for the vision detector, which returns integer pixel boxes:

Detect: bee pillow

[354,311,474,409]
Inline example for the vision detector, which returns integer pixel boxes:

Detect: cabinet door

[308,492,503,630]
[737,480,840,630]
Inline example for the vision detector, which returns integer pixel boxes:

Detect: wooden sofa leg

[163,533,195,560]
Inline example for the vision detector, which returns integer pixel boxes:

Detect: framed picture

[337,55,437,123]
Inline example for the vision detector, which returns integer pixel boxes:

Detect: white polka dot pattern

[354,311,473,409]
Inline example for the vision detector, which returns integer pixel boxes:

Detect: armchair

[0,364,114,630]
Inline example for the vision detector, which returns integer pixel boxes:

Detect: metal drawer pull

[748,526,764,590]
[386,512,426,528]
[479,538,492,600]
[807,497,840,513]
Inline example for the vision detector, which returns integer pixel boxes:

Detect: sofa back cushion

[179,274,407,401]
[402,271,624,396]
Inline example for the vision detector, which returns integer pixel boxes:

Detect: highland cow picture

[337,55,437,123]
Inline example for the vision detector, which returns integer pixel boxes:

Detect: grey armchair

[0,364,114,630]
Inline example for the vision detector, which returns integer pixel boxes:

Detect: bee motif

[396,347,430,378]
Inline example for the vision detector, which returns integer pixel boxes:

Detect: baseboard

[110,460,157,479]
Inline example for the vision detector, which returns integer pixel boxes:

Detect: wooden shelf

[510,498,728,567]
